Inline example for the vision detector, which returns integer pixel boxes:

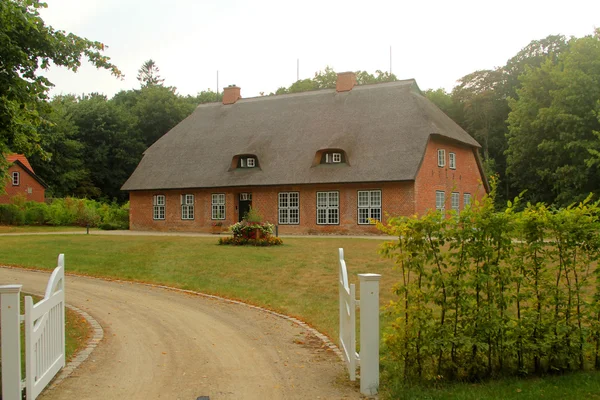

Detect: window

[323,152,344,164]
[358,190,382,224]
[278,192,299,224]
[212,194,225,219]
[464,193,472,208]
[449,152,456,169]
[238,156,257,168]
[317,191,339,224]
[437,149,446,167]
[451,192,460,212]
[12,172,19,186]
[153,195,165,220]
[435,191,445,212]
[181,194,194,220]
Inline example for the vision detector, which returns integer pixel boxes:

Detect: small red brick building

[122,72,487,234]
[0,154,47,204]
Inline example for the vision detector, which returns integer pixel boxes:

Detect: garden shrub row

[0,196,129,230]
[378,182,600,389]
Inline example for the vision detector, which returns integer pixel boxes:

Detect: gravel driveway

[0,268,359,399]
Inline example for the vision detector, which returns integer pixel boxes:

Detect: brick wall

[0,164,45,204]
[414,136,486,215]
[129,181,414,234]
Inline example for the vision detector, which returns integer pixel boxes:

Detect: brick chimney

[223,85,241,105]
[336,72,356,92]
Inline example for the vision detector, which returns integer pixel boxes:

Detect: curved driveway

[0,268,359,400]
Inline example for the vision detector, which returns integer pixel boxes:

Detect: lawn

[1,233,599,399]
[0,225,92,233]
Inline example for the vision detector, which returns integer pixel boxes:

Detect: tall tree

[0,0,121,182]
[506,30,600,205]
[137,59,164,87]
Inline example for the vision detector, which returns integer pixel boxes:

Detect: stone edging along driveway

[7,266,347,390]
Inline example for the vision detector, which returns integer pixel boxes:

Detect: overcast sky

[40,0,599,99]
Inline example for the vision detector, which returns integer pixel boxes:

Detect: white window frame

[451,192,460,212]
[278,192,300,225]
[246,157,255,167]
[12,171,19,186]
[464,193,472,208]
[357,190,382,225]
[212,193,225,220]
[332,153,342,163]
[316,191,339,225]
[435,190,445,213]
[449,152,456,169]
[438,149,446,167]
[240,158,246,167]
[153,195,166,220]
[181,194,194,220]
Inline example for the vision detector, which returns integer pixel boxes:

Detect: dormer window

[232,155,259,169]
[329,153,342,163]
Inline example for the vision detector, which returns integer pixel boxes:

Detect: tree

[506,30,600,205]
[137,59,164,87]
[0,0,121,181]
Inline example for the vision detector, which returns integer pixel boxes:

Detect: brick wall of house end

[414,136,486,216]
[128,182,415,234]
[0,164,45,204]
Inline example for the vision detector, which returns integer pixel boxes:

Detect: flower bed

[218,236,283,246]
[221,220,282,246]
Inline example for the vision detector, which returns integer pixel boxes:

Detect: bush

[378,181,600,388]
[0,204,24,225]
[218,236,283,246]
[24,203,48,225]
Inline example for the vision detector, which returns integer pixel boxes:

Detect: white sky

[40,0,599,99]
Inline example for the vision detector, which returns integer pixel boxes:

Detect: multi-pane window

[153,195,165,220]
[464,193,472,208]
[435,191,445,212]
[449,152,456,169]
[212,194,225,219]
[181,194,194,220]
[451,192,460,212]
[246,157,256,167]
[324,152,343,164]
[438,149,446,167]
[358,190,382,224]
[278,192,299,224]
[12,172,19,186]
[317,191,339,224]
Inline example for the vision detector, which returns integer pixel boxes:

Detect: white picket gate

[338,248,381,396]
[338,248,357,381]
[0,254,66,400]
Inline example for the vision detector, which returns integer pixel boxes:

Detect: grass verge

[0,225,91,234]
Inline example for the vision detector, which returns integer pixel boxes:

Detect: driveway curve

[0,268,359,400]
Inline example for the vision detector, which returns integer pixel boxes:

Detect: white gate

[0,254,66,400]
[338,248,358,381]
[338,248,381,396]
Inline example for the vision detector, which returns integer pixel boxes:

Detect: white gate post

[358,273,381,396]
[1,284,23,400]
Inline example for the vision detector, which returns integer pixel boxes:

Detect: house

[0,154,47,204]
[122,72,487,234]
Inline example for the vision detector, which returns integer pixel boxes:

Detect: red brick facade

[128,136,487,234]
[414,136,486,216]
[129,181,415,234]
[0,162,45,204]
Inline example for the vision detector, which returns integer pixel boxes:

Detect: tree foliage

[136,59,164,87]
[0,0,121,171]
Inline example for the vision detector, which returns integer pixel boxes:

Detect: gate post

[1,284,23,400]
[358,274,381,396]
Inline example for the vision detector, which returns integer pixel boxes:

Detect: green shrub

[0,204,24,225]
[23,202,48,225]
[378,180,600,389]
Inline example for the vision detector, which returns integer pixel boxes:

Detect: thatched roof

[122,79,480,191]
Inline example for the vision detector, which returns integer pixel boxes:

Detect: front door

[238,193,252,222]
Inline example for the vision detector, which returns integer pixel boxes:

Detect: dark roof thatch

[122,79,480,191]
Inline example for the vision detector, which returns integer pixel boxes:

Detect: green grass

[1,234,599,399]
[0,294,91,394]
[0,225,92,233]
